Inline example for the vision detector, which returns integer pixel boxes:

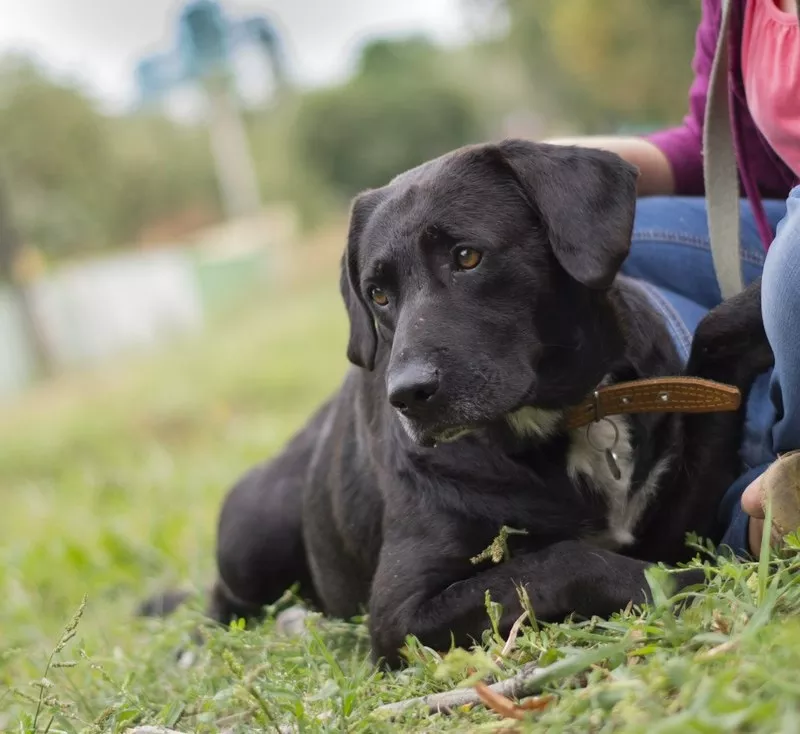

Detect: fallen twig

[373,662,542,716]
[373,640,628,718]
[495,611,529,663]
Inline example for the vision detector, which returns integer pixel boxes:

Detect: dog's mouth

[399,401,563,449]
[397,414,480,448]
[430,425,477,446]
[393,378,546,448]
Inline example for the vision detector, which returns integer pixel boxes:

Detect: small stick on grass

[495,611,529,663]
[374,640,628,718]
[374,662,542,716]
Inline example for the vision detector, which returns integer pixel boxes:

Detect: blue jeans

[623,189,800,557]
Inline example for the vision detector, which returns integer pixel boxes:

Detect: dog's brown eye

[368,286,389,307]
[454,247,482,271]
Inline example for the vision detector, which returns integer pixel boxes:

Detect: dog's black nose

[388,365,440,415]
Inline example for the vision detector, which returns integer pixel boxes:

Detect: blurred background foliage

[498,0,701,132]
[0,0,701,264]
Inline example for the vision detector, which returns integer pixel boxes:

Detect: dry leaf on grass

[518,695,554,711]
[711,609,731,635]
[475,681,526,720]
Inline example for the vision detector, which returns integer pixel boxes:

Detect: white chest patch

[565,416,668,550]
[505,404,671,549]
[505,406,563,440]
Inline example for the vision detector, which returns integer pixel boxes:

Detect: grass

[3,235,800,732]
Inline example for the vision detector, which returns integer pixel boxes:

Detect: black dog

[149,140,771,667]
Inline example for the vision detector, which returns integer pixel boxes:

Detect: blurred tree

[0,170,53,374]
[0,57,114,257]
[102,114,219,246]
[0,35,516,259]
[0,56,219,260]
[484,0,701,132]
[294,36,486,198]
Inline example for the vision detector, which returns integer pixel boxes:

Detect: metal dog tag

[605,449,622,481]
[586,418,623,481]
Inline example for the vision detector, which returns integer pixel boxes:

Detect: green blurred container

[0,287,35,397]
[191,246,271,315]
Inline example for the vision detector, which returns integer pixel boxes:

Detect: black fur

[144,140,771,668]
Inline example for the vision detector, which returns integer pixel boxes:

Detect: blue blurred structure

[135,0,287,218]
[180,0,229,78]
[136,0,286,102]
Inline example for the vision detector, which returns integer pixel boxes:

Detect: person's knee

[762,191,800,454]
[763,192,800,338]
[624,196,724,304]
[631,196,699,235]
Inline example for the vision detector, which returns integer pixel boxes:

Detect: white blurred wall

[29,249,204,369]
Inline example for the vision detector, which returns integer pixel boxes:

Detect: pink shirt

[742,0,800,177]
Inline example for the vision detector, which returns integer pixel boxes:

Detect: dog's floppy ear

[340,188,384,370]
[496,139,638,289]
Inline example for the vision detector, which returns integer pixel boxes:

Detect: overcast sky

[0,0,468,110]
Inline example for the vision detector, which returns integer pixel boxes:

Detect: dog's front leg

[640,277,776,562]
[368,535,702,668]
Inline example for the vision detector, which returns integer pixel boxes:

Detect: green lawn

[3,261,800,733]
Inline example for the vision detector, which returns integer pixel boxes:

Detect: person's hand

[742,473,770,556]
[741,452,800,555]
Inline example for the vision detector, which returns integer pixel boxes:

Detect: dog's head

[340,139,638,446]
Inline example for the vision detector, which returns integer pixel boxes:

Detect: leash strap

[703,0,744,300]
[563,377,741,430]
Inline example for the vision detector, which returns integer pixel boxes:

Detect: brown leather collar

[562,377,741,431]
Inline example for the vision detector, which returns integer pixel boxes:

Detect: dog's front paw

[687,280,773,384]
